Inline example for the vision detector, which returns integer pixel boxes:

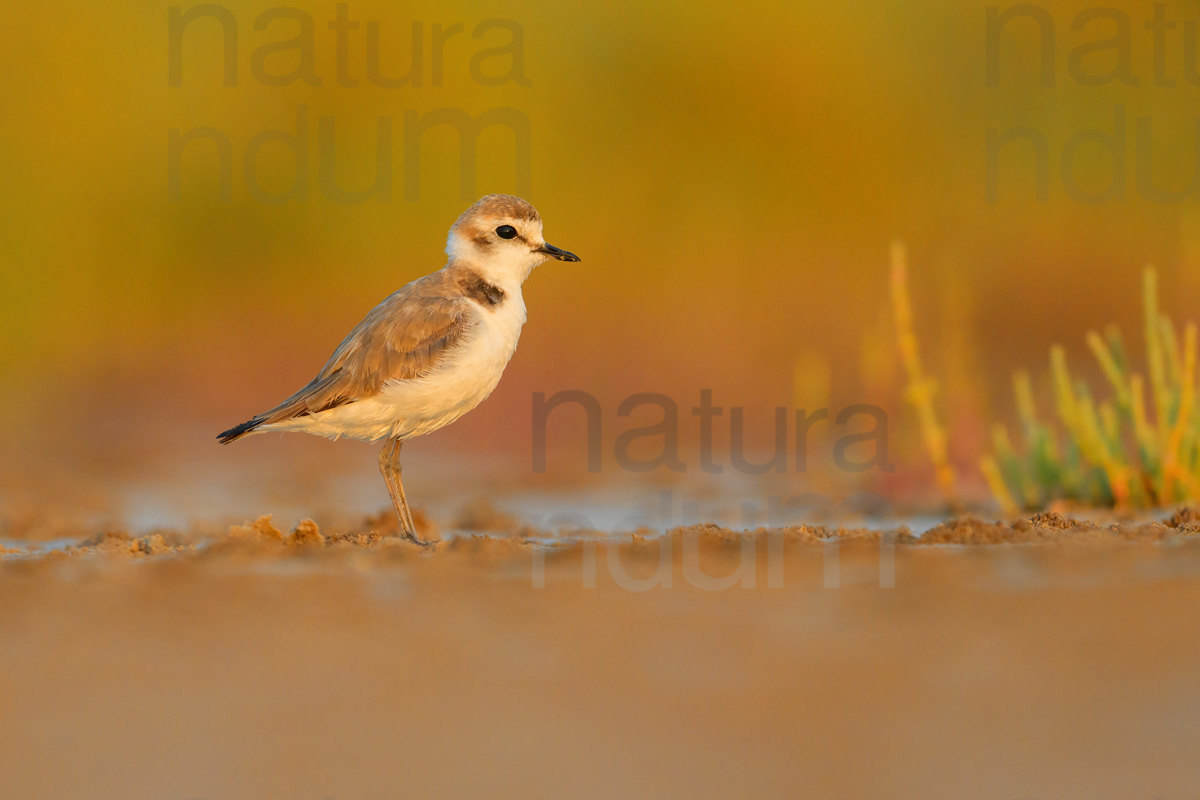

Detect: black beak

[535,243,581,262]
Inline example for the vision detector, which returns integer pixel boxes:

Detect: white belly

[268,293,527,442]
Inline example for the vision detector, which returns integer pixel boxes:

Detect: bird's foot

[403,531,436,548]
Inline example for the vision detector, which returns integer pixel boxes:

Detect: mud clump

[227,515,285,544]
[289,519,324,547]
[1167,506,1200,531]
[329,530,384,548]
[131,534,171,556]
[202,515,287,557]
[80,530,133,550]
[71,530,176,557]
[920,514,1194,545]
[1028,511,1094,531]
[922,516,1052,544]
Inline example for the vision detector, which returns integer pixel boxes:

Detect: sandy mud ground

[3,512,1200,799]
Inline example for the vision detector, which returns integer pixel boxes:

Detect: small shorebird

[218,195,579,545]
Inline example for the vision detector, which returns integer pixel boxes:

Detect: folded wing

[218,271,474,443]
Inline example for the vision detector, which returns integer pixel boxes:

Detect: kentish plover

[218,195,580,545]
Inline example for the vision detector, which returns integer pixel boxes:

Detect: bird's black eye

[495,225,517,239]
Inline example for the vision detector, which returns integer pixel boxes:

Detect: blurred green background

[3,0,1199,517]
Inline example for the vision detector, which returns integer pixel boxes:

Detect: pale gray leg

[378,437,430,546]
[377,437,400,527]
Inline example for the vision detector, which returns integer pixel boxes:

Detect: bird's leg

[378,437,413,539]
[381,437,430,546]
[377,437,403,530]
[391,440,428,545]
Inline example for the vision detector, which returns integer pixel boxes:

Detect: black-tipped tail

[217,418,264,444]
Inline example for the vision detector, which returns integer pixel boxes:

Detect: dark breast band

[458,272,505,308]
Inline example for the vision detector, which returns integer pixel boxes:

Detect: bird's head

[445,194,580,284]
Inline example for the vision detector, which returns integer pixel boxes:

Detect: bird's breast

[373,288,527,438]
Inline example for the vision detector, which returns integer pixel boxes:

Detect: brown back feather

[224,269,476,439]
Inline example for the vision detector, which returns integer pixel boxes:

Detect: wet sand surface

[3,515,1200,799]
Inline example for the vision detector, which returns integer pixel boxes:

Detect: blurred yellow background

[3,0,1198,517]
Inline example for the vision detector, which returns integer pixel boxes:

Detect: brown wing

[218,270,474,443]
